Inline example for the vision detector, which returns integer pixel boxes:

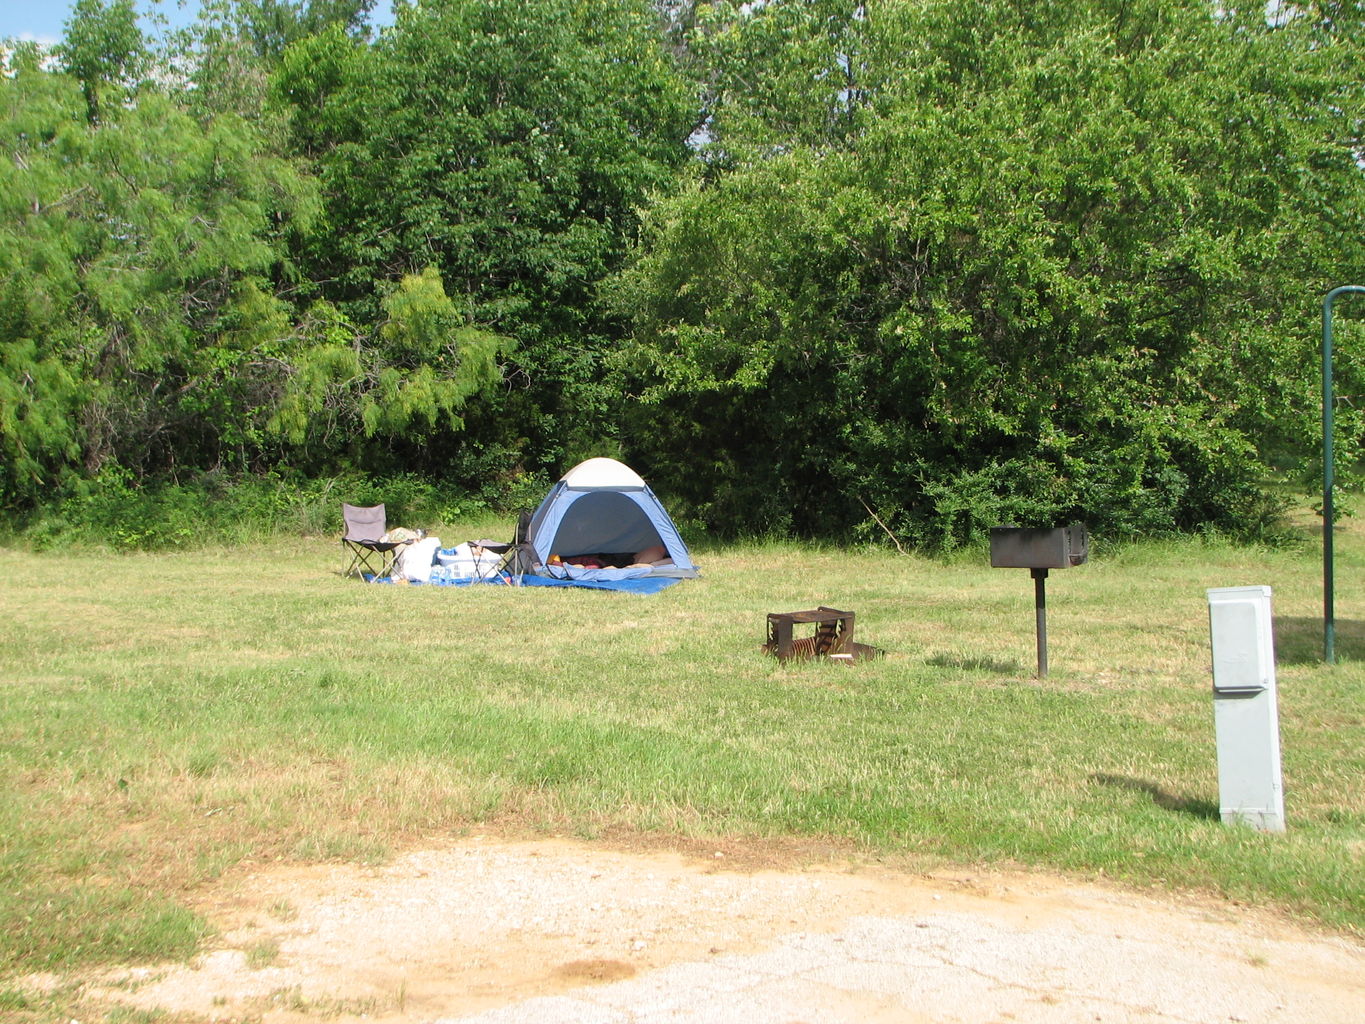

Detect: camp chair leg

[343,540,376,581]
[342,540,369,578]
[342,539,392,580]
[376,545,398,580]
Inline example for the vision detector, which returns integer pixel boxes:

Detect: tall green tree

[680,0,878,158]
[270,0,697,476]
[268,268,509,465]
[0,57,318,504]
[236,0,376,59]
[615,0,1365,543]
[166,0,375,121]
[56,0,148,124]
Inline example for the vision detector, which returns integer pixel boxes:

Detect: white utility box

[1207,586,1285,832]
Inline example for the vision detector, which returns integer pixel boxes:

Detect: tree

[269,0,697,476]
[56,0,148,124]
[0,56,319,504]
[236,0,376,60]
[164,0,376,121]
[680,0,878,159]
[614,0,1365,543]
[268,268,509,461]
[2,2,540,509]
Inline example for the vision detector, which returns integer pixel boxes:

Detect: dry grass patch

[0,524,1362,992]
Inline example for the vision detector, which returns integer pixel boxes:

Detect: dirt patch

[553,959,637,984]
[36,834,1365,1024]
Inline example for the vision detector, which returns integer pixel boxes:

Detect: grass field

[1,516,1363,996]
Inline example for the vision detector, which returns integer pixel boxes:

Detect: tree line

[3,0,1365,547]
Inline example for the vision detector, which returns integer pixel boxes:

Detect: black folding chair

[489,509,536,585]
[341,503,405,580]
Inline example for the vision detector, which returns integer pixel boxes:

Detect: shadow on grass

[926,653,1026,674]
[1089,773,1220,820]
[1274,615,1365,665]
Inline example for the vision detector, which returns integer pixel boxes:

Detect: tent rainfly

[524,458,698,579]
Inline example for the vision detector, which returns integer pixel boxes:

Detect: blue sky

[0,1,394,47]
[0,1,200,46]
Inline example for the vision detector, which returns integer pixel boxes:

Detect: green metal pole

[1323,286,1365,664]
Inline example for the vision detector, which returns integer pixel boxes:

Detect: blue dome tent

[523,458,699,582]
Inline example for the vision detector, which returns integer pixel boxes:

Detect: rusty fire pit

[763,607,883,663]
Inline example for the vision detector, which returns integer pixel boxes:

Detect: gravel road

[68,835,1365,1024]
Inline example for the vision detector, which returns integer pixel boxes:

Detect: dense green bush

[613,0,1365,548]
[8,469,546,551]
[5,1,1365,551]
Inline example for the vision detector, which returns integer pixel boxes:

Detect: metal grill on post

[989,526,1089,678]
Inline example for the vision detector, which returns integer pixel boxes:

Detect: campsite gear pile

[433,542,507,581]
[341,458,699,591]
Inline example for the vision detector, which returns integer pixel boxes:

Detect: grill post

[989,526,1087,679]
[1032,567,1049,678]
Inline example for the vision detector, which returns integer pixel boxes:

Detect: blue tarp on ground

[366,573,683,594]
[514,574,683,594]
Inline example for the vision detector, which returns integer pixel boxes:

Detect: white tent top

[560,457,646,491]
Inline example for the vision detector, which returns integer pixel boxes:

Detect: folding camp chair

[341,503,405,580]
[489,509,535,585]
